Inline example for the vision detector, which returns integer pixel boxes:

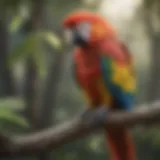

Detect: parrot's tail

[106,128,136,160]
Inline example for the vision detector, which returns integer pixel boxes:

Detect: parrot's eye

[64,22,91,46]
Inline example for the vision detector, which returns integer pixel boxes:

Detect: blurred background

[0,0,160,159]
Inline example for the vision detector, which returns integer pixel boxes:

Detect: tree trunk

[147,35,160,102]
[0,13,15,97]
[24,0,45,126]
[24,57,39,125]
[37,49,66,160]
[144,9,160,102]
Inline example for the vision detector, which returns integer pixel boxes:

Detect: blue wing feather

[100,56,135,111]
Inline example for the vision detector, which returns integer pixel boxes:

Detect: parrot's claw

[80,108,92,120]
[79,105,109,127]
[95,105,108,125]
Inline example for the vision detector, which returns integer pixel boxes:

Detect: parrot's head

[62,10,116,47]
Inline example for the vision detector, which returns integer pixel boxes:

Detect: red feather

[73,41,136,160]
[106,128,136,160]
[64,11,136,160]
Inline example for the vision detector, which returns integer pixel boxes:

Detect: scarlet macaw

[63,11,136,160]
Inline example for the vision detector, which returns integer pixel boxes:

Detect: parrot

[62,11,136,160]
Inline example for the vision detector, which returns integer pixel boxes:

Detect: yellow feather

[112,62,136,93]
[97,78,112,106]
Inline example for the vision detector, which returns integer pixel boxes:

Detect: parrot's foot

[95,105,109,125]
[80,108,92,119]
[79,105,108,127]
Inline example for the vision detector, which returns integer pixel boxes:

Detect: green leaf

[9,15,24,33]
[0,98,27,126]
[0,97,24,110]
[0,98,29,130]
[8,30,62,78]
[8,32,39,66]
[0,108,29,128]
[9,31,62,66]
[32,46,47,77]
[41,31,62,50]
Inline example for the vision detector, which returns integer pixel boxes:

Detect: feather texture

[100,54,136,110]
[64,10,136,160]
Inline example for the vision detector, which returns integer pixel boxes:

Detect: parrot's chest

[74,51,112,105]
[75,51,101,82]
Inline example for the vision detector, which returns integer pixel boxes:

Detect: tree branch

[1,101,160,157]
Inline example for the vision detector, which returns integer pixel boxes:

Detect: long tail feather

[106,128,136,160]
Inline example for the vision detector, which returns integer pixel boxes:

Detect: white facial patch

[75,21,91,41]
